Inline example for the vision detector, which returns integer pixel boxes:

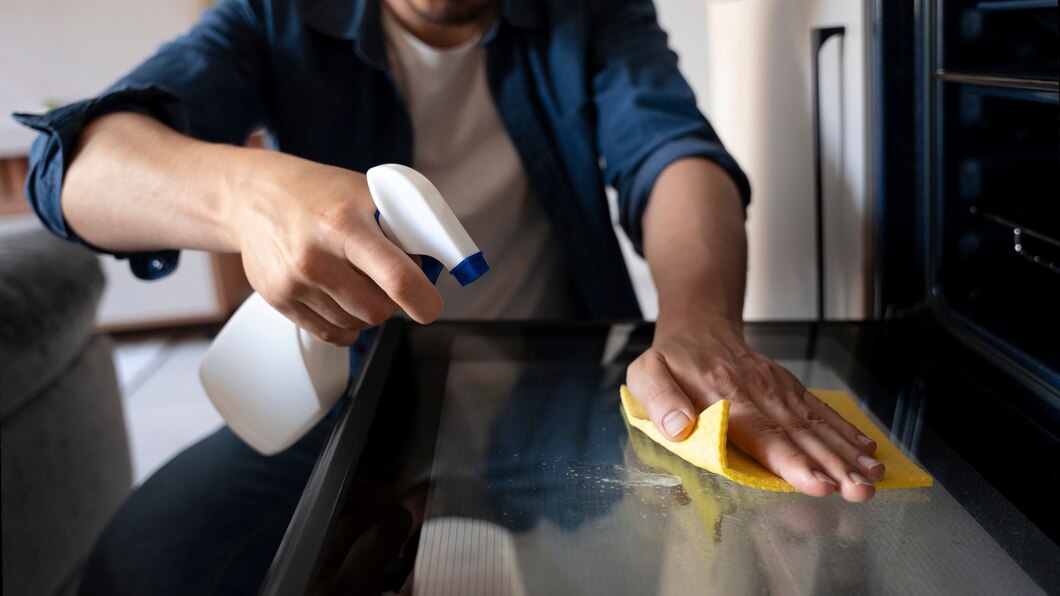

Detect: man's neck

[381,0,492,49]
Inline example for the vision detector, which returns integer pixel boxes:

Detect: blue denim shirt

[14,0,749,319]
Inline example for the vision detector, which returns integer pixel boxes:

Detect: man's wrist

[655,283,742,332]
[216,145,275,253]
[655,305,743,339]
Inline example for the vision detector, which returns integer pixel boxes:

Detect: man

[16,0,885,592]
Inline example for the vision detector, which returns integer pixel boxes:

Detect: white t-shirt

[381,10,572,320]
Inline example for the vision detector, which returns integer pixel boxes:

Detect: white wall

[681,0,871,320]
[0,0,203,155]
[654,0,713,117]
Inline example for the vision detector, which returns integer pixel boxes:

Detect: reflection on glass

[408,327,1044,595]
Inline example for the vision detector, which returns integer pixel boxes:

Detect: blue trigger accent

[419,255,444,284]
[451,251,489,286]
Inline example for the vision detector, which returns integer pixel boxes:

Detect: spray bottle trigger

[375,210,445,285]
[419,255,444,284]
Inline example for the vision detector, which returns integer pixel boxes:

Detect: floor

[112,330,223,485]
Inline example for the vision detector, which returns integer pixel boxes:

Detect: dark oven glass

[931,0,1060,389]
[940,0,1059,81]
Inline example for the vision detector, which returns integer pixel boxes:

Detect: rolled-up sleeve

[590,0,751,255]
[12,0,270,279]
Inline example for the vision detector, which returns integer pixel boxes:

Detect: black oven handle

[811,25,846,324]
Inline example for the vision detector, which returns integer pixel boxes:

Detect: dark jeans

[79,416,333,596]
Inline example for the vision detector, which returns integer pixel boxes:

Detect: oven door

[261,319,1059,596]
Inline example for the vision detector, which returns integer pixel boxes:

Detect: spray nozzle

[368,164,489,286]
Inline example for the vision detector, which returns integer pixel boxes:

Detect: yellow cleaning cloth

[619,385,932,491]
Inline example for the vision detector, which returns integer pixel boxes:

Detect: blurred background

[2,0,265,488]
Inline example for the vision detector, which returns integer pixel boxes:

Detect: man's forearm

[62,112,248,254]
[61,112,443,343]
[642,157,748,331]
[633,157,884,502]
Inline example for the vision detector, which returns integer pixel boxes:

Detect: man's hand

[62,112,443,346]
[626,315,884,502]
[227,152,443,345]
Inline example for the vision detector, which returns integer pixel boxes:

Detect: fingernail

[813,470,838,487]
[857,454,883,471]
[857,433,875,446]
[662,410,692,439]
[849,472,874,487]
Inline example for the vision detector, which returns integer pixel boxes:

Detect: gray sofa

[1,229,132,595]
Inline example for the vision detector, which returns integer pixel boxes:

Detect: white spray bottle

[199,164,488,455]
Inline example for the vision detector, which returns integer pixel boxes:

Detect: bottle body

[199,292,349,455]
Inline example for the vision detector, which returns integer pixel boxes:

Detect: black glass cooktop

[261,318,1060,596]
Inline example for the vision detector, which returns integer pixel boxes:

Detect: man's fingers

[726,401,838,498]
[299,288,371,331]
[791,394,886,483]
[803,391,878,454]
[725,364,881,500]
[314,259,401,327]
[768,365,879,456]
[761,401,878,502]
[285,301,360,346]
[741,382,880,501]
[344,229,443,324]
[805,416,886,484]
[627,352,697,441]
